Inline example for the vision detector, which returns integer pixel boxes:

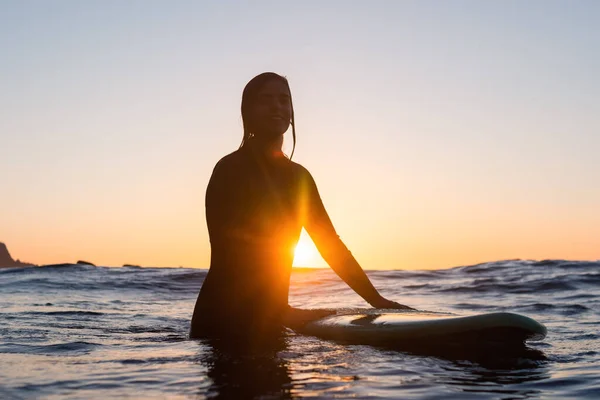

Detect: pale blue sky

[1,1,598,268]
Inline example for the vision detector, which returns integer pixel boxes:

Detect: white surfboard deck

[296,311,546,346]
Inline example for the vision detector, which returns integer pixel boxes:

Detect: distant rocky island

[1,242,143,268]
[0,242,35,268]
[76,260,96,266]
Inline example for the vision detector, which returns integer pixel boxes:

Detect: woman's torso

[191,146,307,337]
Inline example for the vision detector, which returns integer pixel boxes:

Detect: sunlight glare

[293,230,324,268]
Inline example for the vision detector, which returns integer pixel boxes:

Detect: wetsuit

[190,141,354,340]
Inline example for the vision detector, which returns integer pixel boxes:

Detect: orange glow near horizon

[3,190,600,269]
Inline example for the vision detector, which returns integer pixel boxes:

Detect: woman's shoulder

[287,158,304,172]
[213,149,246,171]
[288,160,315,182]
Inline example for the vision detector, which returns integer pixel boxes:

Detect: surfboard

[295,311,546,348]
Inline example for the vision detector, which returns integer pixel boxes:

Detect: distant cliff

[0,242,35,267]
[76,260,96,266]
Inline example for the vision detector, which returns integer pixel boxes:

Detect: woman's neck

[247,134,285,158]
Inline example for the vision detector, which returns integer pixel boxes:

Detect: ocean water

[1,260,599,399]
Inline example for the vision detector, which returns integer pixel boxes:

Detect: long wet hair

[239,72,296,159]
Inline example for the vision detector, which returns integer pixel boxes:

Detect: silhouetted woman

[190,72,411,341]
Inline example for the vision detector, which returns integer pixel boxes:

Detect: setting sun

[293,230,325,268]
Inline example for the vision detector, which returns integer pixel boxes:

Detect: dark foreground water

[1,260,599,399]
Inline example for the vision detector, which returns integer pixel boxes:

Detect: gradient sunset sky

[1,1,598,269]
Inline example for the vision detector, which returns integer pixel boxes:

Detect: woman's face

[251,79,292,138]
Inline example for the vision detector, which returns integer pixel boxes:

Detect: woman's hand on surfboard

[370,296,415,311]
